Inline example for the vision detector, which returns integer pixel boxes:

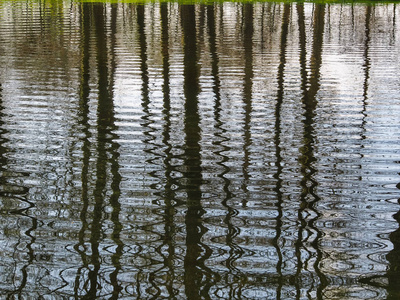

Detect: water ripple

[0,1,399,299]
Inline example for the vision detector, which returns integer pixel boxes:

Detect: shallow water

[0,1,400,299]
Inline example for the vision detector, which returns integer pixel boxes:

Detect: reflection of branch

[361,5,371,141]
[0,82,7,174]
[241,4,253,203]
[272,4,290,298]
[7,214,37,299]
[137,5,150,108]
[392,4,396,43]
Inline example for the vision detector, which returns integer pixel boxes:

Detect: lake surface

[0,0,400,299]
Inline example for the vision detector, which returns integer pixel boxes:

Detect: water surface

[0,1,400,299]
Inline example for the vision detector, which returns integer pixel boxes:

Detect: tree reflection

[207,4,245,297]
[241,3,253,206]
[273,4,290,298]
[108,5,123,299]
[0,83,5,176]
[73,3,121,298]
[73,3,92,297]
[136,4,166,297]
[156,3,179,298]
[297,3,327,298]
[181,5,215,299]
[85,4,109,297]
[361,5,371,142]
[295,4,308,298]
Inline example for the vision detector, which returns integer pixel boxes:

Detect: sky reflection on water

[0,1,400,299]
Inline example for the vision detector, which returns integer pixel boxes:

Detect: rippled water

[0,1,400,299]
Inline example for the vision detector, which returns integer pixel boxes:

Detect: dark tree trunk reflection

[181,5,213,299]
[74,3,121,298]
[158,3,178,298]
[84,4,109,298]
[0,84,6,175]
[241,3,253,205]
[74,2,92,298]
[361,5,371,142]
[108,5,123,300]
[298,4,328,299]
[136,3,157,297]
[273,4,290,298]
[295,4,308,299]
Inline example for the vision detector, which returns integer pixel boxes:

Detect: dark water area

[0,0,400,298]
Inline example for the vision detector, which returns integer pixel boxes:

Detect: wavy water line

[1,2,400,298]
